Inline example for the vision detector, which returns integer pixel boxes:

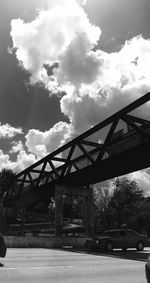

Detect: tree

[0,169,18,231]
[0,169,18,205]
[93,181,113,212]
[93,181,113,232]
[134,197,150,236]
[108,177,144,230]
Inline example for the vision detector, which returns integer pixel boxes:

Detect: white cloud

[14,150,37,172]
[55,33,101,88]
[0,150,14,171]
[10,140,24,153]
[25,121,71,158]
[0,149,37,173]
[0,122,71,173]
[77,0,87,5]
[59,36,150,136]
[0,123,23,138]
[10,0,101,87]
[10,2,150,139]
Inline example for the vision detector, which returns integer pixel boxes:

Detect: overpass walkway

[6,92,150,208]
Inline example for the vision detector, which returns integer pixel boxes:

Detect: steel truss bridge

[9,92,150,207]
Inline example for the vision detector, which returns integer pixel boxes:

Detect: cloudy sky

[0,0,150,194]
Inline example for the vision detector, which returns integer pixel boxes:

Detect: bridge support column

[85,185,94,237]
[55,184,64,236]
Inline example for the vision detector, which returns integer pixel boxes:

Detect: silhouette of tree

[108,177,144,230]
[0,169,17,205]
[0,169,18,232]
[93,178,147,233]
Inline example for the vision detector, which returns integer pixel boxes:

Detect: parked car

[145,255,150,282]
[84,229,150,252]
[63,224,85,236]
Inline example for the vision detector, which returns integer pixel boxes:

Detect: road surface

[0,248,148,282]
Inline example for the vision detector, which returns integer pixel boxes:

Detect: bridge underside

[61,141,150,186]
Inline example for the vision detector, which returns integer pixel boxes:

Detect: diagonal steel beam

[73,163,80,171]
[60,144,76,177]
[125,114,150,125]
[48,160,60,178]
[77,142,95,164]
[121,115,150,140]
[96,118,119,162]
[27,172,34,188]
[35,161,48,188]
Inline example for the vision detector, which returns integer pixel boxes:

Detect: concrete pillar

[85,185,94,237]
[55,184,64,236]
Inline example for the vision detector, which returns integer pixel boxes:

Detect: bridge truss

[16,92,150,193]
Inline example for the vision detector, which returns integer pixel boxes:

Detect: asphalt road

[0,248,149,283]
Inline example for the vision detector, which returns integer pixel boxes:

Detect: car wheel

[105,241,113,252]
[137,241,144,251]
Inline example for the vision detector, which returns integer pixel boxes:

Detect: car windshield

[103,229,140,237]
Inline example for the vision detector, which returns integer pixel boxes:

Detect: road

[0,248,149,282]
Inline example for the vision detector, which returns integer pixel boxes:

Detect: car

[145,255,150,283]
[84,229,150,252]
[63,224,85,236]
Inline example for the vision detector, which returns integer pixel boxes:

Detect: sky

[0,0,150,194]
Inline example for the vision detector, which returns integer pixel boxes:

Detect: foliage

[134,197,150,236]
[0,169,18,232]
[93,180,114,232]
[0,169,18,205]
[93,181,113,212]
[93,177,148,233]
[108,177,144,229]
